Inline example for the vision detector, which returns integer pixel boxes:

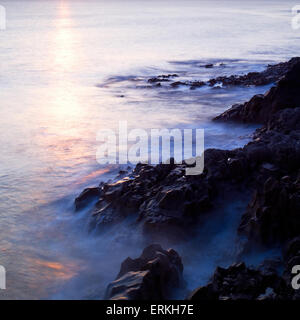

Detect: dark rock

[149,58,300,92]
[190,81,206,90]
[188,261,289,300]
[148,74,178,83]
[186,283,217,300]
[75,187,102,210]
[86,158,214,234]
[170,81,187,88]
[148,77,169,83]
[214,58,300,123]
[84,107,300,235]
[82,105,300,236]
[80,58,300,253]
[209,57,300,88]
[239,171,300,246]
[283,237,300,262]
[75,58,300,301]
[105,244,184,300]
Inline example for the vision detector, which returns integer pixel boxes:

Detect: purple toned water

[0,0,296,299]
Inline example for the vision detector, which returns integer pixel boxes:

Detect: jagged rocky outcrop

[75,58,300,242]
[147,57,300,90]
[83,160,211,234]
[75,187,102,210]
[214,58,300,123]
[186,58,300,301]
[79,108,300,236]
[212,60,300,250]
[239,173,300,246]
[187,260,296,300]
[77,57,300,300]
[105,244,184,300]
[188,235,300,301]
[208,57,300,87]
[81,147,254,235]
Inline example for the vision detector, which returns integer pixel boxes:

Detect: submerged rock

[105,244,184,300]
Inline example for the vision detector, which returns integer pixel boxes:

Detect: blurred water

[0,0,298,299]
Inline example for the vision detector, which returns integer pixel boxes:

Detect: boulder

[75,187,102,210]
[105,244,184,300]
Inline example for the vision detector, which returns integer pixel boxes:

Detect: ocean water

[0,0,299,299]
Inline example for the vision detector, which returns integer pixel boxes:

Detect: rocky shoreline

[146,57,300,89]
[75,57,300,300]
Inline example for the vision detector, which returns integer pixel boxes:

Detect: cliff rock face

[105,244,184,300]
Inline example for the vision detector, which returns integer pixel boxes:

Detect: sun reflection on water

[28,258,80,282]
[54,1,76,71]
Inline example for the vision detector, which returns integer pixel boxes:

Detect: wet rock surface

[239,173,300,246]
[105,244,184,300]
